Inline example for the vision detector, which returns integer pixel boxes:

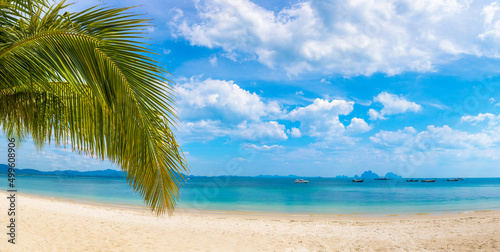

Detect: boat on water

[352,179,364,182]
[406,179,419,182]
[294,179,309,184]
[422,179,436,182]
[447,178,459,181]
[374,178,390,180]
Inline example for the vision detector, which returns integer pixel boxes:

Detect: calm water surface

[4,175,500,214]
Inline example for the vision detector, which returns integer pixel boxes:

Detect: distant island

[0,165,402,179]
[0,164,125,178]
[335,175,349,178]
[354,170,402,179]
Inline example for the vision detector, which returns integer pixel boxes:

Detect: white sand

[0,192,498,251]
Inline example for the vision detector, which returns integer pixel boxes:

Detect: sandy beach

[0,192,498,252]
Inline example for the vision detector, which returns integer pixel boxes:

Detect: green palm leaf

[0,0,188,214]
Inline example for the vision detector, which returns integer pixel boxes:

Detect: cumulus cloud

[371,125,496,150]
[479,2,500,41]
[287,98,354,138]
[176,78,365,143]
[422,125,494,149]
[177,120,288,142]
[172,0,499,76]
[370,127,417,147]
[290,127,302,138]
[368,92,421,120]
[176,77,282,122]
[176,120,229,142]
[461,113,500,126]
[174,77,289,142]
[346,117,372,134]
[233,121,288,141]
[368,108,384,120]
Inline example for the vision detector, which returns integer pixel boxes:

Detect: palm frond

[0,0,188,214]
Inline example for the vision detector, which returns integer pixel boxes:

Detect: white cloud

[176,80,366,143]
[280,147,324,161]
[233,121,288,141]
[163,49,171,55]
[265,101,283,117]
[370,127,417,147]
[290,127,302,138]
[421,125,493,149]
[371,125,497,150]
[482,2,500,24]
[177,120,288,142]
[209,54,218,66]
[287,98,353,138]
[346,117,372,134]
[173,0,499,76]
[489,97,500,107]
[177,119,228,142]
[243,144,285,151]
[461,113,500,127]
[176,77,281,122]
[175,77,369,143]
[175,78,288,142]
[368,108,384,120]
[368,92,421,120]
[170,7,184,22]
[479,2,500,41]
[320,78,331,84]
[145,26,155,33]
[462,113,497,123]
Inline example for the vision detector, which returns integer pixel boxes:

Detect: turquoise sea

[3,175,500,215]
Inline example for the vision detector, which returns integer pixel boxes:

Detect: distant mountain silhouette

[384,172,403,179]
[0,164,125,178]
[335,175,349,178]
[353,170,403,179]
[0,164,403,179]
[354,170,380,179]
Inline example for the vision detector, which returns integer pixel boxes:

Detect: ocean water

[3,175,500,215]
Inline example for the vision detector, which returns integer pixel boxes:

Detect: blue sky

[3,0,500,177]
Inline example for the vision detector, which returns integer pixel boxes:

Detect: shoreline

[1,192,498,251]
[6,191,500,219]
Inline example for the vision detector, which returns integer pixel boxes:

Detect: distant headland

[0,164,402,179]
[353,170,402,179]
[0,164,125,178]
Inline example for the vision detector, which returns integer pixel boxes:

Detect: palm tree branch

[0,85,186,213]
[0,1,188,214]
[0,31,100,58]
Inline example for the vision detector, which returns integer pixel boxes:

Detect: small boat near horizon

[294,179,309,184]
[374,178,390,180]
[447,178,459,181]
[352,179,364,182]
[406,179,419,182]
[422,179,436,182]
